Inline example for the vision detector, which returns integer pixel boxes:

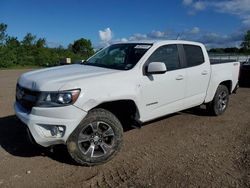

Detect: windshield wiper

[80,60,88,64]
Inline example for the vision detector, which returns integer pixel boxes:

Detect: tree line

[208,30,250,54]
[1,22,250,68]
[209,47,245,54]
[0,23,94,68]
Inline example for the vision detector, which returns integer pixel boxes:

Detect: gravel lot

[0,69,249,187]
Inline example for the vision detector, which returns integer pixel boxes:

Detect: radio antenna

[176,33,182,40]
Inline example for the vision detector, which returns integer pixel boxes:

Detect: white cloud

[190,27,200,34]
[127,28,244,48]
[129,33,148,41]
[148,30,166,38]
[120,38,128,42]
[193,1,206,11]
[182,0,193,5]
[95,26,244,49]
[112,38,129,43]
[128,30,169,41]
[99,28,112,43]
[183,0,206,13]
[242,15,250,26]
[190,28,246,48]
[214,0,250,14]
[182,0,250,26]
[213,0,250,26]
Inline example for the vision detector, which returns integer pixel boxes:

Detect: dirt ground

[0,69,249,188]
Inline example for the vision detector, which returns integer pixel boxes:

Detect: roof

[114,40,203,46]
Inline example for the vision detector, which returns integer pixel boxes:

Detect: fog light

[51,126,59,136]
[37,124,66,138]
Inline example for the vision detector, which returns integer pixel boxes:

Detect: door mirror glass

[147,62,167,74]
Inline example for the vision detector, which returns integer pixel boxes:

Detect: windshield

[85,43,152,70]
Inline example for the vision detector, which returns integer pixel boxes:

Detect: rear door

[182,44,210,108]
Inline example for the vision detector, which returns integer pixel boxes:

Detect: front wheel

[207,85,229,116]
[67,108,123,166]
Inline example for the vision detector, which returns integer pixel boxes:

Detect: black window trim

[177,44,186,69]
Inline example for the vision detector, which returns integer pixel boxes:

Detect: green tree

[208,48,225,53]
[0,23,8,45]
[0,22,95,68]
[0,47,17,67]
[71,38,94,58]
[241,30,250,52]
[22,33,36,46]
[67,43,72,51]
[36,38,46,48]
[224,47,239,53]
[6,37,20,48]
[0,24,19,68]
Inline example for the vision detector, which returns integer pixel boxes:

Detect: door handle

[176,75,184,80]
[201,70,208,75]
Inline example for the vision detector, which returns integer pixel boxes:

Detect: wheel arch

[205,79,233,103]
[91,99,141,130]
[219,80,232,93]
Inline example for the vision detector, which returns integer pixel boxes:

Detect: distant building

[60,58,71,65]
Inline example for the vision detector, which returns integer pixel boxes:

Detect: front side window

[183,44,204,67]
[86,43,152,70]
[147,44,180,71]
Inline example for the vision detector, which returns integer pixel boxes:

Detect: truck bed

[205,60,240,103]
[209,59,237,64]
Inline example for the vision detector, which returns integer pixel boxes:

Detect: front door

[139,44,186,122]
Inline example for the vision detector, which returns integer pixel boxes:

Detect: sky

[1,0,250,49]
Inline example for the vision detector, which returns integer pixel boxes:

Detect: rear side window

[147,44,180,71]
[183,44,204,67]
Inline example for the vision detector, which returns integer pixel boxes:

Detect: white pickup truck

[15,40,240,166]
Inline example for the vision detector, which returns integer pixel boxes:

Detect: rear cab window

[183,44,205,67]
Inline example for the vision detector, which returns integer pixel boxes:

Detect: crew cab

[14,40,240,166]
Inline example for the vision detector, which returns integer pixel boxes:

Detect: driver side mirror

[146,62,167,74]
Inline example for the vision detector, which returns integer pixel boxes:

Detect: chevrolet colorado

[14,40,240,166]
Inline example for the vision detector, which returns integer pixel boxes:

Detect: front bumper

[14,102,87,147]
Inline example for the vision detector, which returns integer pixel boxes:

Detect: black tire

[207,85,229,116]
[67,108,123,166]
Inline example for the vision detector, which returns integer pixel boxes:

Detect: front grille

[16,84,40,112]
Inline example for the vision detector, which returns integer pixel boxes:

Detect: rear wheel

[67,108,123,166]
[207,85,229,116]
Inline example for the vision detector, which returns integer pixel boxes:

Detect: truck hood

[18,64,120,91]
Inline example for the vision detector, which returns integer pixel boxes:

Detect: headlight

[37,89,80,107]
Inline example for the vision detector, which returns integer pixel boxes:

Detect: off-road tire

[207,85,229,116]
[67,108,123,166]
